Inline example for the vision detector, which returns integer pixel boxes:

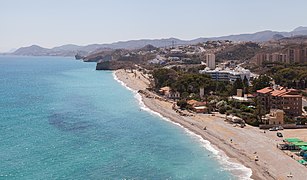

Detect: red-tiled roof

[187,100,206,107]
[258,86,301,97]
[271,89,287,96]
[257,87,273,94]
[257,86,302,96]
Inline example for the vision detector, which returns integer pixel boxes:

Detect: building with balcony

[199,66,251,83]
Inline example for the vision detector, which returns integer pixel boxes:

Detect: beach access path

[115,69,307,180]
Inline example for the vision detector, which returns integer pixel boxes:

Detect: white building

[199,66,251,83]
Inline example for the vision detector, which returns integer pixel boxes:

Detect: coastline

[114,69,307,180]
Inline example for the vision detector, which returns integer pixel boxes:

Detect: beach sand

[115,69,307,180]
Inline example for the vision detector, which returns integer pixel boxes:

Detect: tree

[243,76,249,94]
[252,75,271,92]
[253,98,266,124]
[152,68,178,89]
[273,68,298,87]
[216,100,227,109]
[172,74,214,95]
[232,78,243,95]
[177,100,188,109]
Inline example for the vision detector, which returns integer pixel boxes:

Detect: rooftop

[257,87,273,94]
[257,86,302,97]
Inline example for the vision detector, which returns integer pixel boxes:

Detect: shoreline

[114,69,307,180]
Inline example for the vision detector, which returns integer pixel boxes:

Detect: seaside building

[204,53,216,69]
[159,86,180,99]
[256,86,302,118]
[199,66,251,83]
[187,100,208,113]
[263,109,285,125]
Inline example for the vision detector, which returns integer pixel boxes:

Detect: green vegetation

[251,74,271,92]
[172,73,213,95]
[151,67,282,127]
[152,68,262,125]
[152,68,234,99]
[152,68,178,89]
[262,62,307,89]
[177,100,188,109]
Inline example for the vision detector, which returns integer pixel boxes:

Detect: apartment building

[199,66,251,83]
[253,45,307,66]
[256,86,302,118]
[203,53,216,70]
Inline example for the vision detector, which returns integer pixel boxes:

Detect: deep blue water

[0,56,237,179]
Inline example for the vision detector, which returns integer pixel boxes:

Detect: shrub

[177,100,187,109]
[219,106,227,114]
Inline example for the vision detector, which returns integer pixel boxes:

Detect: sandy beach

[115,69,307,180]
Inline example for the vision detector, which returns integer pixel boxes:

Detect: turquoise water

[0,56,239,179]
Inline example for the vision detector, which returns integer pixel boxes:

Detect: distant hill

[51,44,83,51]
[11,26,307,56]
[13,45,50,56]
[293,26,307,32]
[12,45,88,56]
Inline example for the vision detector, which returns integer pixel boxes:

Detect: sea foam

[113,71,253,180]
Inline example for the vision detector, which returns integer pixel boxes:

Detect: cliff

[96,61,135,70]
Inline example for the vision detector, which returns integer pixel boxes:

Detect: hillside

[216,42,261,61]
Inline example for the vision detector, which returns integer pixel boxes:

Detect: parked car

[269,127,278,131]
[278,126,284,130]
[277,132,283,137]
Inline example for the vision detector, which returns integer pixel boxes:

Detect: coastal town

[3,1,307,179]
[87,36,307,179]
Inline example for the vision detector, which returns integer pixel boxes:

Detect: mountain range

[7,26,307,57]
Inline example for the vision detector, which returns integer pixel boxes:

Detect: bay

[0,56,234,179]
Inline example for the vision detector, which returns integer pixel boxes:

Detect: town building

[253,44,307,66]
[256,86,302,118]
[254,53,288,66]
[199,66,251,83]
[159,86,180,99]
[229,89,254,103]
[204,53,216,69]
[284,45,307,63]
[187,100,208,113]
[263,109,285,125]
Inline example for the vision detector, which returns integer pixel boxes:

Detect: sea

[0,56,252,179]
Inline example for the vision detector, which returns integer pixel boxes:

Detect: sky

[0,0,307,52]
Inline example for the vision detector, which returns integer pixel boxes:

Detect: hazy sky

[1,0,307,52]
